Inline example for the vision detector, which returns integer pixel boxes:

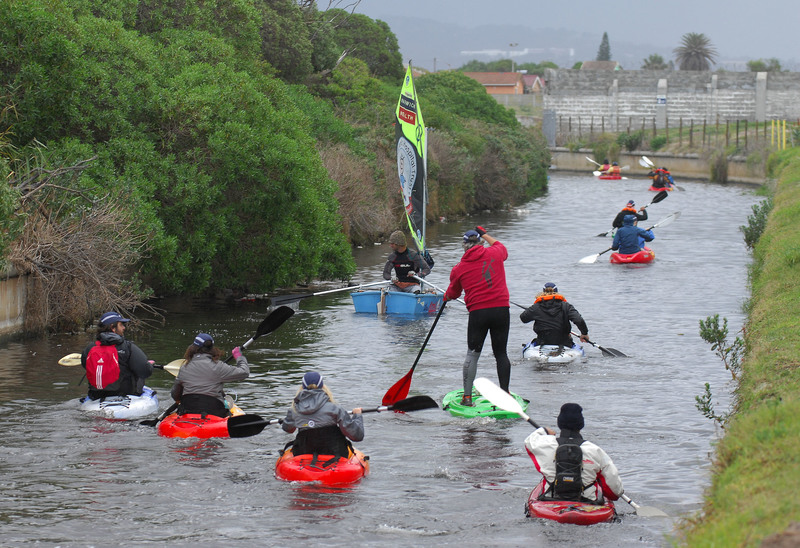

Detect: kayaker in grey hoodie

[281,371,363,457]
[170,332,249,417]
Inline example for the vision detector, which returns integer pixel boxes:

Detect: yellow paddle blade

[58,353,82,366]
[162,359,185,377]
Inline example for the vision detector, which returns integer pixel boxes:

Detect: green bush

[616,130,643,152]
[649,135,667,151]
[740,197,773,250]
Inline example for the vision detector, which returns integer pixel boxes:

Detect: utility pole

[509,43,518,72]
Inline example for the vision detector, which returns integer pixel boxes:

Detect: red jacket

[445,241,509,311]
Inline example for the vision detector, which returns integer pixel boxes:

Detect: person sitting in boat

[612,199,648,229]
[525,403,624,503]
[383,230,431,293]
[612,214,654,255]
[170,333,249,417]
[81,311,153,399]
[281,371,363,458]
[519,283,590,349]
[603,162,621,177]
[651,168,673,190]
[598,159,611,173]
[444,227,512,407]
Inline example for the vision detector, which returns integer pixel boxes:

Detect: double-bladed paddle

[382,300,447,405]
[59,353,184,376]
[226,395,440,438]
[270,281,391,306]
[570,331,627,358]
[579,211,681,264]
[139,306,295,427]
[640,156,684,191]
[472,377,668,518]
[595,190,669,237]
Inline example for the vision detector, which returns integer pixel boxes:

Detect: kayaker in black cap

[519,283,590,349]
[524,403,624,503]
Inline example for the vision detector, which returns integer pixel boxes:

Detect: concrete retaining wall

[0,266,26,339]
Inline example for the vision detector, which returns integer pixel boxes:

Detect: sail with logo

[395,61,434,269]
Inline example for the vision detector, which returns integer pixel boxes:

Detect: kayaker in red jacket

[444,227,511,406]
[524,403,624,503]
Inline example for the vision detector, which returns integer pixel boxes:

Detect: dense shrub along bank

[0,1,549,323]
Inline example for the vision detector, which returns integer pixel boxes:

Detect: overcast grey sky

[354,0,798,70]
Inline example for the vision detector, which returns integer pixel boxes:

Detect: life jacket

[549,434,585,501]
[533,293,566,305]
[653,171,670,188]
[621,206,637,215]
[86,341,121,390]
[391,249,419,283]
[292,424,352,458]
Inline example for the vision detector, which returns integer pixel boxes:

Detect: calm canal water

[0,173,761,547]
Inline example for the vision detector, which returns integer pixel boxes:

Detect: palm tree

[674,33,717,71]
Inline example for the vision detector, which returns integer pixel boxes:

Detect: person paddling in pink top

[444,226,511,406]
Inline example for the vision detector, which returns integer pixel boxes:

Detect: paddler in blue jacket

[612,214,654,255]
[282,371,363,458]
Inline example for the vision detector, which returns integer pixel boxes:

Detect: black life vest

[551,434,585,501]
[653,172,669,188]
[391,249,419,283]
[292,424,352,458]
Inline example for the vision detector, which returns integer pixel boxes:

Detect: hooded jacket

[281,389,364,442]
[81,331,152,397]
[524,427,624,502]
[519,295,588,346]
[170,352,249,403]
[612,215,654,255]
[445,240,509,311]
[612,207,647,229]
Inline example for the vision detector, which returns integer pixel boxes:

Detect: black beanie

[557,403,584,431]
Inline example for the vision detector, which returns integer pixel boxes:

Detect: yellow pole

[783,119,787,150]
[770,119,774,146]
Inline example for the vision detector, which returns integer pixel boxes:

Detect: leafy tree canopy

[596,32,611,61]
[747,58,783,72]
[674,32,717,71]
[642,54,670,70]
[324,9,404,81]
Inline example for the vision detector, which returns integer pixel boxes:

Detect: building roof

[522,74,545,88]
[462,72,524,86]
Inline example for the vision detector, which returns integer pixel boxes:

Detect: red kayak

[648,185,673,191]
[526,479,616,525]
[275,448,369,485]
[598,174,622,180]
[610,247,655,264]
[157,405,245,439]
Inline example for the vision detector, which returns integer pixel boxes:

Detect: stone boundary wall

[543,69,800,130]
[0,266,26,339]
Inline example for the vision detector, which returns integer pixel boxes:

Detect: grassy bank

[680,148,800,545]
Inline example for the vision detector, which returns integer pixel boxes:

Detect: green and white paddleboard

[442,388,529,419]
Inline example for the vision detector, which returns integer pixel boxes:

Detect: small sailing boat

[351,62,443,316]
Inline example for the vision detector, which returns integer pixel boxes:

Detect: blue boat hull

[351,290,443,316]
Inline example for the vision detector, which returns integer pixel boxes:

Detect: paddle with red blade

[227,395,439,438]
[382,300,447,405]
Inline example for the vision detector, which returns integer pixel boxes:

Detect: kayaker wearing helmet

[281,371,364,458]
[519,283,590,349]
[170,333,249,417]
[81,311,153,400]
[612,199,648,229]
[612,214,654,255]
[383,230,431,293]
[525,403,624,503]
[444,226,512,407]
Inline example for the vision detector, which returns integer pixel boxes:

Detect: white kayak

[522,342,585,364]
[79,386,159,420]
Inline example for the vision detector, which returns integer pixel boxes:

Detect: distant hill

[376,15,788,72]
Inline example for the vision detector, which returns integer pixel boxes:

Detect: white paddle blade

[58,353,82,366]
[621,494,668,517]
[621,165,630,170]
[579,253,601,264]
[585,156,601,166]
[163,359,185,376]
[592,170,601,176]
[638,158,650,168]
[642,156,655,167]
[652,211,681,230]
[473,377,529,419]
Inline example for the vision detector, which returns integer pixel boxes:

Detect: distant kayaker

[612,199,648,229]
[598,159,611,173]
[444,226,511,407]
[603,161,621,177]
[612,214,654,255]
[281,371,363,458]
[383,230,431,293]
[525,403,624,503]
[651,168,673,189]
[519,283,590,348]
[81,311,153,399]
[170,333,249,417]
